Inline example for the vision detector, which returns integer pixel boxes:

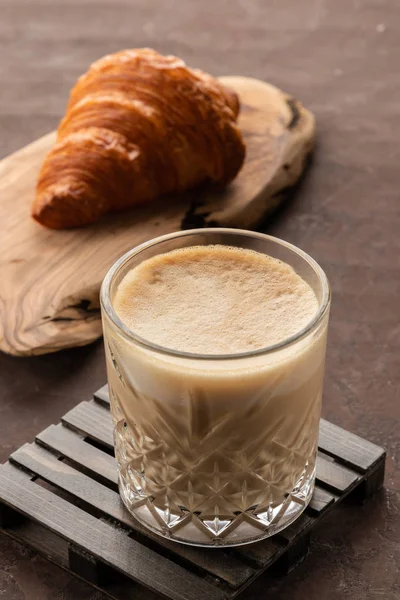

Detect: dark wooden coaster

[0,386,386,600]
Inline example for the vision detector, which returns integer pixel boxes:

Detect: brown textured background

[0,1,399,598]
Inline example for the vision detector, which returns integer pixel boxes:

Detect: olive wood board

[0,76,315,356]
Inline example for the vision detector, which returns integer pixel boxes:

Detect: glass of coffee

[100,229,330,547]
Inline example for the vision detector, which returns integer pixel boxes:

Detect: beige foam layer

[114,245,319,354]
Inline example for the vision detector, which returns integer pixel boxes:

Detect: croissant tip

[32,191,97,229]
[31,207,68,229]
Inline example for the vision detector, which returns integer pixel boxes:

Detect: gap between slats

[36,423,118,488]
[316,453,359,493]
[62,400,114,449]
[319,420,384,473]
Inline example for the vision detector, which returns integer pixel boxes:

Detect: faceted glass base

[118,462,315,547]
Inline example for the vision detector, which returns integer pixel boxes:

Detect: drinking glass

[100,229,330,547]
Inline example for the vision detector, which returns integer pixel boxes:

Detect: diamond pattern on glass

[110,379,318,546]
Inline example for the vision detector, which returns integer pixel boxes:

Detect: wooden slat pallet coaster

[0,386,386,600]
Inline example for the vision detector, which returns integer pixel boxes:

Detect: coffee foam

[113,245,319,354]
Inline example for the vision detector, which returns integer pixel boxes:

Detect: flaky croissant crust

[33,48,245,228]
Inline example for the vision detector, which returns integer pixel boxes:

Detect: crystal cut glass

[100,229,330,547]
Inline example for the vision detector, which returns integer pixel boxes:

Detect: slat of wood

[105,579,161,600]
[273,533,311,575]
[233,486,333,566]
[62,401,114,449]
[1,522,158,600]
[244,515,313,576]
[230,486,333,567]
[356,456,386,503]
[319,419,384,473]
[316,454,359,493]
[230,486,336,567]
[94,385,110,407]
[1,519,70,568]
[307,485,336,514]
[236,484,337,566]
[10,443,254,589]
[0,464,227,600]
[278,513,313,544]
[232,537,284,568]
[36,424,118,485]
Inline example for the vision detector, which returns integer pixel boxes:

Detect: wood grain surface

[0,76,315,357]
[1,1,399,600]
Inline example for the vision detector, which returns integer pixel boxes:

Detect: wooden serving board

[0,385,386,600]
[0,76,315,356]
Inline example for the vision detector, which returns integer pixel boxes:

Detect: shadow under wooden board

[0,76,315,356]
[0,385,386,600]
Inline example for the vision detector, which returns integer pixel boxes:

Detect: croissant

[32,48,245,229]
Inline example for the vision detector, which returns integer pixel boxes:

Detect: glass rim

[100,228,331,361]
